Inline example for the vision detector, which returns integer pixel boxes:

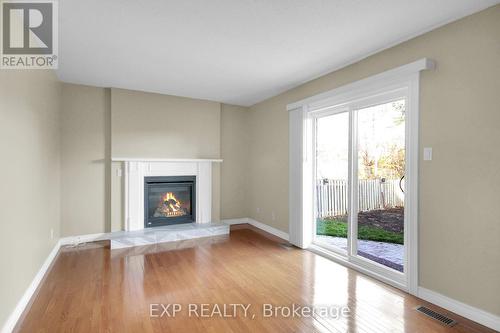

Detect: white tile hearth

[109,233,229,259]
[108,223,229,250]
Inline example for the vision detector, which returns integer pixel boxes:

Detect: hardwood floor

[16,224,495,333]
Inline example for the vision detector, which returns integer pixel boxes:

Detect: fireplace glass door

[144,176,196,227]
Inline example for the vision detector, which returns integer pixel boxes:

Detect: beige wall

[2,6,498,327]
[247,99,289,231]
[220,104,250,219]
[110,88,222,223]
[60,84,111,236]
[247,6,500,315]
[0,71,61,326]
[111,88,220,159]
[58,86,226,236]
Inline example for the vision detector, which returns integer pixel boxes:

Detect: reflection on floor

[316,235,404,272]
[16,225,493,332]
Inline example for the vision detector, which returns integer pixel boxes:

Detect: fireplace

[144,176,196,227]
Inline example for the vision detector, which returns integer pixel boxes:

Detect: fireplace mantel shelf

[112,157,223,163]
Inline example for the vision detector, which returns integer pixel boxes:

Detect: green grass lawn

[317,219,403,244]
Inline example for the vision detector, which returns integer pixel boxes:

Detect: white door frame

[288,58,435,295]
[311,88,409,290]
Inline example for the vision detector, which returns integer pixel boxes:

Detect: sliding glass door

[315,110,349,254]
[354,100,405,272]
[313,91,407,283]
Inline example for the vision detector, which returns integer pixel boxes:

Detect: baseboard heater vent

[415,306,457,327]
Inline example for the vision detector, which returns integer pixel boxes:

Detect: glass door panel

[314,111,349,253]
[355,100,406,272]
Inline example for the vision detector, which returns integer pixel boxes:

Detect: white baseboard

[59,232,108,246]
[418,287,500,331]
[222,217,289,241]
[221,218,249,225]
[1,240,62,333]
[247,218,289,241]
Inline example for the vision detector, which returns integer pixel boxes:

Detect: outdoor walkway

[315,235,403,272]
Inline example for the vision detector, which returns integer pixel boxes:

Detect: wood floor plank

[15,225,497,333]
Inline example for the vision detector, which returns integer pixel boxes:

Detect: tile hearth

[107,223,229,249]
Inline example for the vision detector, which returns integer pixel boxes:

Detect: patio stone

[315,235,403,272]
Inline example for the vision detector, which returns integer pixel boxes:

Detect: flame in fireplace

[161,192,179,205]
[157,192,186,217]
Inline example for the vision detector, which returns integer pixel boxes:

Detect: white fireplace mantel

[116,158,222,231]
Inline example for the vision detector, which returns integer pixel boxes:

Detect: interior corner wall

[220,104,251,219]
[0,71,61,328]
[60,83,111,237]
[247,5,500,316]
[60,86,227,236]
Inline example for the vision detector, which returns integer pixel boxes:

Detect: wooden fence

[316,179,404,218]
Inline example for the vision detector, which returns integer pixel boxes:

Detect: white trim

[348,108,357,258]
[288,106,306,247]
[59,232,108,246]
[288,59,434,296]
[221,218,249,225]
[418,287,500,332]
[247,218,290,241]
[112,158,223,163]
[222,218,290,241]
[1,240,61,333]
[406,74,420,295]
[287,58,435,111]
[302,106,314,248]
[309,87,416,293]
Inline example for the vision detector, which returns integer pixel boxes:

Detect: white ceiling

[57,0,499,106]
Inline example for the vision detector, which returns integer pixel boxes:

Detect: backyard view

[317,208,403,245]
[315,100,405,272]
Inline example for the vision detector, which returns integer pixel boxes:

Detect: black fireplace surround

[144,176,196,228]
